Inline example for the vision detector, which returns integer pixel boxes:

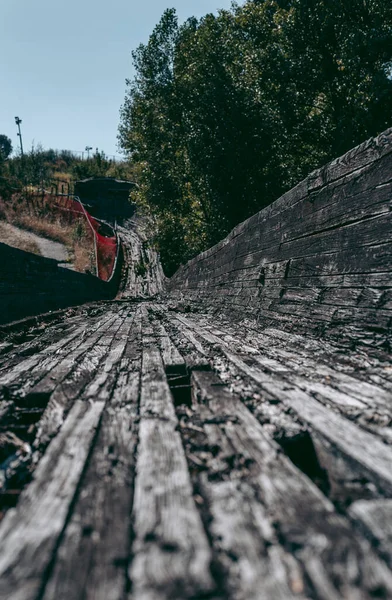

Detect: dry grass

[74,243,95,273]
[0,194,95,274]
[52,171,72,182]
[0,222,41,256]
[10,213,72,246]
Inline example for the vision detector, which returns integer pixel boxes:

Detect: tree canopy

[0,135,12,163]
[119,0,392,276]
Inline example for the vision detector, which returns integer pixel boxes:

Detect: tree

[0,135,12,163]
[118,1,392,276]
[278,0,392,157]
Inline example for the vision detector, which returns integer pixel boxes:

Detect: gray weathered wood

[1,127,392,600]
[0,312,115,390]
[202,322,392,437]
[190,369,392,599]
[129,344,214,600]
[0,399,105,600]
[33,311,132,452]
[175,314,392,496]
[167,128,392,346]
[41,316,142,600]
[188,371,307,600]
[349,500,392,569]
[151,319,185,372]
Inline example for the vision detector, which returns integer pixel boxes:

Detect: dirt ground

[0,221,69,262]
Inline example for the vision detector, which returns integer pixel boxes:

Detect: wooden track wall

[0,243,122,324]
[167,128,392,347]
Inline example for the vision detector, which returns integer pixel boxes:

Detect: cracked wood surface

[0,299,392,600]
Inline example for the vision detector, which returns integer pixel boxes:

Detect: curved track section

[117,217,165,299]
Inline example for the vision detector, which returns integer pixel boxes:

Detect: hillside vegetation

[119,0,392,276]
[0,192,96,273]
[0,145,134,272]
[0,146,134,192]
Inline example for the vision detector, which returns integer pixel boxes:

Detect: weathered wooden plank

[257,283,391,314]
[223,270,392,291]
[0,399,105,600]
[231,167,392,261]
[205,323,392,416]
[117,220,164,298]
[190,369,392,599]
[243,209,392,271]
[25,311,120,397]
[307,128,392,189]
[202,478,306,600]
[166,129,392,346]
[33,343,109,452]
[0,311,116,389]
[0,318,79,374]
[257,299,391,329]
[151,319,185,372]
[349,500,392,569]
[175,314,392,496]
[129,344,214,599]
[169,183,391,296]
[0,325,87,387]
[161,313,212,371]
[258,326,392,392]
[83,313,134,403]
[33,312,131,452]
[41,322,142,600]
[285,176,392,242]
[185,371,307,600]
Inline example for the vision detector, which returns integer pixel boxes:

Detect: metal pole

[14,116,24,156]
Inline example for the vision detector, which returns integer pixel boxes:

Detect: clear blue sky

[0,0,237,158]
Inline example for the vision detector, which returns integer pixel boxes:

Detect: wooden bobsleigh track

[0,130,392,600]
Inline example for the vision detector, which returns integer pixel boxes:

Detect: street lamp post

[15,116,24,156]
[85,146,93,159]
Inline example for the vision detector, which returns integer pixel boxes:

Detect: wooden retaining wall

[0,242,122,324]
[167,128,392,347]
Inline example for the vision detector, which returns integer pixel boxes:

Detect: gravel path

[0,222,69,262]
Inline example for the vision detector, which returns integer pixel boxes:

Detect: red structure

[52,195,118,281]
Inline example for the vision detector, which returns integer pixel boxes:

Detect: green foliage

[119,0,392,276]
[3,146,135,189]
[0,135,12,164]
[134,260,148,278]
[70,151,113,180]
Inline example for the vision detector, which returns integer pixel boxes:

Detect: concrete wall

[0,243,122,324]
[168,128,392,347]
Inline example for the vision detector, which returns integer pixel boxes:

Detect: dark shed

[74,177,136,221]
